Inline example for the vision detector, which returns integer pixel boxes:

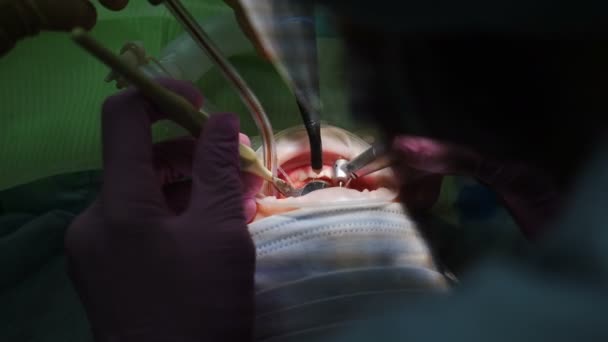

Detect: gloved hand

[154,133,262,223]
[65,79,258,341]
[392,135,481,214]
[393,135,562,239]
[0,0,128,56]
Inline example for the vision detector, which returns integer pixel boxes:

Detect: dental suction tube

[239,0,324,173]
[278,9,324,173]
[295,12,323,173]
[297,99,322,173]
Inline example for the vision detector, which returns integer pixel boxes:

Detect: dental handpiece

[333,143,395,184]
[71,28,294,197]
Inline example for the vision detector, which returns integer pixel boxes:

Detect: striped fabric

[239,0,322,118]
[248,202,448,341]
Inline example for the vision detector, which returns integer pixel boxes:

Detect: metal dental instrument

[298,180,330,196]
[148,0,279,195]
[71,28,295,197]
[333,143,396,184]
[279,180,330,198]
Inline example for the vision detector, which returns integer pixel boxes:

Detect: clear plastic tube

[165,0,278,195]
[139,4,278,195]
[148,14,255,82]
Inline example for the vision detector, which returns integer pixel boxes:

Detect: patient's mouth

[254,126,398,219]
[278,152,379,192]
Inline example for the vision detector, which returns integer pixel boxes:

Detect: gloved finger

[65,199,104,261]
[186,113,245,225]
[101,79,202,218]
[154,138,195,215]
[147,78,204,122]
[392,136,452,174]
[391,146,443,213]
[152,135,254,218]
[34,0,98,31]
[398,169,443,214]
[393,135,481,175]
[98,0,129,10]
[239,134,263,223]
[153,134,260,220]
[154,134,250,186]
[154,137,196,186]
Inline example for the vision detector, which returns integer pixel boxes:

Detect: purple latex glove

[393,135,563,239]
[153,133,262,222]
[65,79,257,342]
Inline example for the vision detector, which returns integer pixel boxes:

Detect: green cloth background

[0,171,101,342]
[0,1,357,191]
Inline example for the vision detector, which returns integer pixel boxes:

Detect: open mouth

[278,151,378,192]
[254,126,398,216]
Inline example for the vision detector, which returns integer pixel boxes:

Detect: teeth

[296,170,308,182]
[286,166,345,183]
[316,169,330,179]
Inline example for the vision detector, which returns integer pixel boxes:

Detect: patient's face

[248,126,444,293]
[144,124,442,298]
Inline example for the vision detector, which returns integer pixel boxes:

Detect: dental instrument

[332,143,396,184]
[105,14,256,87]
[332,159,350,187]
[70,28,295,197]
[297,180,331,196]
[297,97,322,173]
[148,0,279,195]
[289,13,323,173]
[238,0,324,173]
